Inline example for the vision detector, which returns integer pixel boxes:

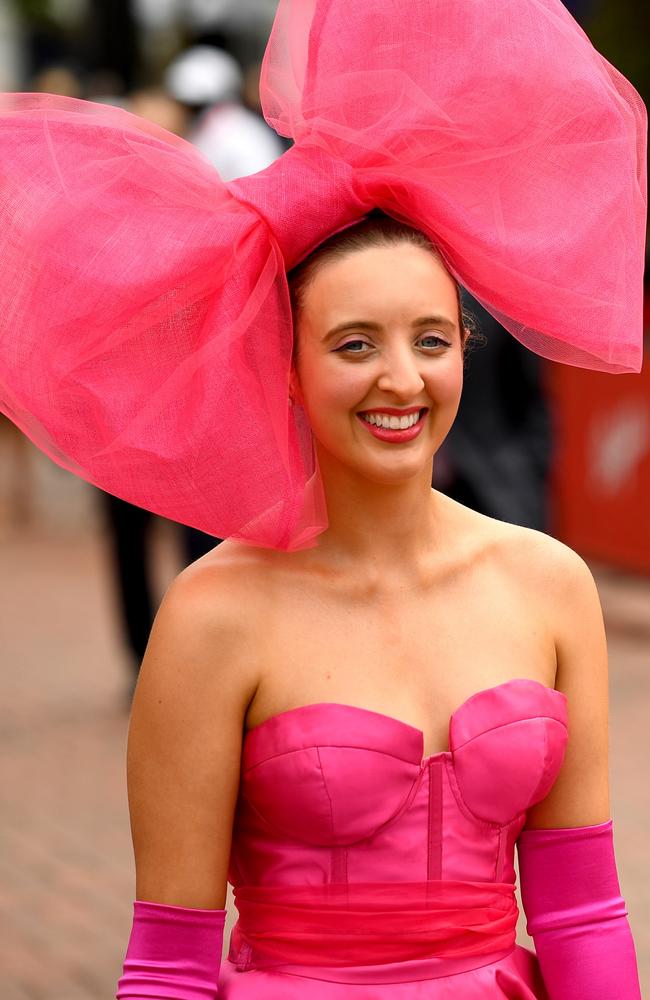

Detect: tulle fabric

[0,0,646,550]
[0,93,327,550]
[230,880,518,968]
[254,0,647,370]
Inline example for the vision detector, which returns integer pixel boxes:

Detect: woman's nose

[375,348,426,398]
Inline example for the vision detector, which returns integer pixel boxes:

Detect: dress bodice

[221,678,568,995]
[228,678,568,890]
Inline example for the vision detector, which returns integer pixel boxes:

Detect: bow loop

[256,0,646,375]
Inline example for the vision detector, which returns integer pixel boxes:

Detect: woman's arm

[517,540,641,998]
[525,540,610,831]
[116,556,261,997]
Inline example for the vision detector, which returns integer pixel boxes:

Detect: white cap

[164,45,243,106]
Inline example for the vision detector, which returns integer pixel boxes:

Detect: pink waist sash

[229,879,518,977]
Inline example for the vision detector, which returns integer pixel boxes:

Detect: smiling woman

[285,212,477,495]
[0,0,644,996]
[112,186,643,999]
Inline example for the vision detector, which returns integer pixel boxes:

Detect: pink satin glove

[517,819,641,999]
[115,900,227,999]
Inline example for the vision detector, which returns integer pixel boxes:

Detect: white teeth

[362,410,421,429]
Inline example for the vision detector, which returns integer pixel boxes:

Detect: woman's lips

[356,408,428,443]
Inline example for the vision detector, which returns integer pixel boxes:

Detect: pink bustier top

[223,677,568,991]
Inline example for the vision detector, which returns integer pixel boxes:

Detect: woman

[0,1,645,997]
[116,211,641,998]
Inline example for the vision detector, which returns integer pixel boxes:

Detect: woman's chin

[317,443,434,485]
[359,460,433,487]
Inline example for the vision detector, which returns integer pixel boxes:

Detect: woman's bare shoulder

[438,492,593,596]
[139,538,273,701]
[444,497,601,640]
[172,537,276,609]
[500,525,602,645]
[488,517,596,592]
[479,515,606,690]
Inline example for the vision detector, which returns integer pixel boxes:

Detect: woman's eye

[420,334,450,348]
[335,335,449,353]
[335,340,368,353]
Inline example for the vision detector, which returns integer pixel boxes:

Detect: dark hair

[287,210,482,363]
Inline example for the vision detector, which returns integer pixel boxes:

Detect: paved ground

[1,455,648,998]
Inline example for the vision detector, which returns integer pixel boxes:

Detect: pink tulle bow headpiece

[0,0,646,549]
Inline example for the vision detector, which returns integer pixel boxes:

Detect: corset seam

[525,720,553,810]
[243,744,424,773]
[451,714,564,754]
[331,845,348,883]
[449,716,567,827]
[495,825,504,881]
[444,758,503,831]
[494,826,499,881]
[427,758,443,880]
[315,746,336,843]
[237,778,422,846]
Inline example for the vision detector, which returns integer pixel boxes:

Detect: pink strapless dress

[219,678,568,998]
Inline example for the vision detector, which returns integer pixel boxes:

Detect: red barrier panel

[545,343,650,574]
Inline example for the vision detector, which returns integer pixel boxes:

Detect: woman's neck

[309,447,446,580]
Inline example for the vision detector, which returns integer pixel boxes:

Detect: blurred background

[0,0,648,997]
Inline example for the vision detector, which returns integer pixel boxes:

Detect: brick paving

[1,452,648,998]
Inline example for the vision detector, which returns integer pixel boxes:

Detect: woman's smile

[356,407,429,442]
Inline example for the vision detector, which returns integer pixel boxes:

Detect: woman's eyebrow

[413,315,457,331]
[322,314,457,343]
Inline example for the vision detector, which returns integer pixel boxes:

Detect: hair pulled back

[287,210,481,363]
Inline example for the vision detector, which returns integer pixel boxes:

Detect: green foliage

[11,0,53,23]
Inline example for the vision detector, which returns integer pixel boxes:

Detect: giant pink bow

[0,0,646,548]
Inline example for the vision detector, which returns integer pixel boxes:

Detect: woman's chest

[245,555,556,750]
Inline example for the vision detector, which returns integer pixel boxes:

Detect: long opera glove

[115,900,226,999]
[517,819,641,999]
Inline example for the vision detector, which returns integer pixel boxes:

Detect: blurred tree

[80,0,140,93]
[11,0,51,17]
[10,0,141,93]
[9,0,70,84]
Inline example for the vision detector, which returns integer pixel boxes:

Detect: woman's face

[292,243,468,485]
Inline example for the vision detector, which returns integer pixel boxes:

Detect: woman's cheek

[425,362,464,406]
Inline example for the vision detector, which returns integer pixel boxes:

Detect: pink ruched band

[230,879,518,968]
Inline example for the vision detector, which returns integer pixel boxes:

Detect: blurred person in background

[178,0,278,75]
[128,84,189,135]
[164,43,284,180]
[29,63,83,98]
[434,296,553,531]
